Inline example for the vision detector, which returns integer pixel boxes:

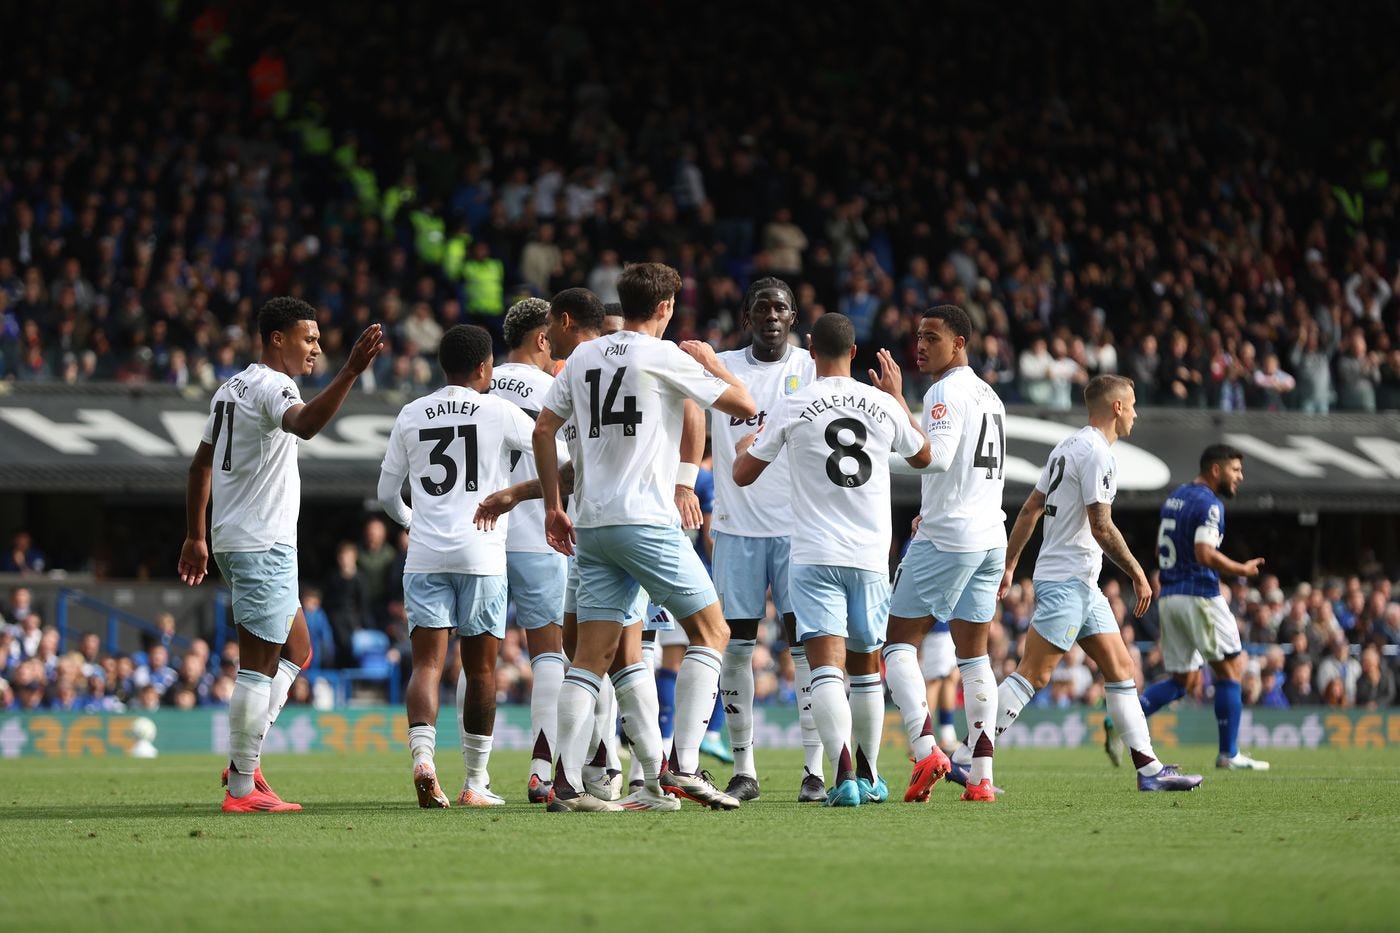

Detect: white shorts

[920,629,956,680]
[1158,594,1242,673]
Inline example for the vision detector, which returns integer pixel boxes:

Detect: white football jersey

[710,346,815,538]
[1031,425,1118,584]
[380,385,534,575]
[542,331,728,529]
[201,363,303,552]
[748,376,925,573]
[490,362,561,554]
[913,366,1008,552]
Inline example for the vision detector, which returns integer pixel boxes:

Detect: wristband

[676,462,700,488]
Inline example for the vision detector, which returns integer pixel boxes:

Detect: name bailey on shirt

[796,393,892,424]
[423,400,481,419]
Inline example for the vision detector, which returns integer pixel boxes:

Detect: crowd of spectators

[1,4,1399,411]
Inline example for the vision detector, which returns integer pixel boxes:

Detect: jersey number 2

[1042,455,1067,517]
[418,426,478,497]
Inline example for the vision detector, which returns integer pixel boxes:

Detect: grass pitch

[2,746,1397,932]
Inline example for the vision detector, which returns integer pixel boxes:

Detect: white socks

[809,665,853,780]
[957,655,998,784]
[613,662,663,794]
[462,733,493,790]
[881,642,934,761]
[228,669,272,797]
[642,639,658,673]
[953,672,1033,767]
[587,675,617,776]
[722,639,757,777]
[528,652,566,781]
[555,668,602,796]
[672,646,722,774]
[409,724,435,770]
[1105,680,1162,776]
[792,646,824,780]
[266,657,301,729]
[849,671,883,783]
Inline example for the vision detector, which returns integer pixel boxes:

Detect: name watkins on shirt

[423,400,480,420]
[797,393,891,425]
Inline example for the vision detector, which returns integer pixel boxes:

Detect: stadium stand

[1,2,1398,709]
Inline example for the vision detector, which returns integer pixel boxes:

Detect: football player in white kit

[486,298,573,803]
[877,305,1008,804]
[708,277,819,802]
[535,264,757,812]
[734,313,930,807]
[179,297,383,812]
[378,325,547,807]
[971,375,1203,792]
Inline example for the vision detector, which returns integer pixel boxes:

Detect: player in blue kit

[1120,444,1268,770]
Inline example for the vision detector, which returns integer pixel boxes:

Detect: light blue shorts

[404,572,508,638]
[1029,579,1118,651]
[506,550,568,630]
[575,525,717,624]
[564,558,649,623]
[215,544,300,645]
[790,563,890,653]
[889,541,1006,624]
[713,531,793,619]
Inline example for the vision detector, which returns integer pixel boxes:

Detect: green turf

[2,746,1397,932]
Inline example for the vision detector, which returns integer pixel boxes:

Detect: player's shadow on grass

[0,801,417,821]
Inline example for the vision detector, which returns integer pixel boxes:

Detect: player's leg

[515,551,569,801]
[715,531,776,793]
[454,573,509,805]
[406,624,452,808]
[721,614,762,797]
[1078,590,1202,791]
[934,666,960,750]
[790,563,860,807]
[882,540,939,777]
[786,612,826,800]
[657,639,684,756]
[610,619,678,810]
[944,547,1004,795]
[846,567,891,804]
[1199,595,1265,769]
[552,529,631,811]
[1140,595,1197,716]
[268,609,312,731]
[217,545,301,811]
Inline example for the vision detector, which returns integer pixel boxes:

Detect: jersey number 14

[584,367,643,437]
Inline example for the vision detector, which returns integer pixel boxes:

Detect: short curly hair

[257,296,316,341]
[439,324,494,377]
[502,297,551,350]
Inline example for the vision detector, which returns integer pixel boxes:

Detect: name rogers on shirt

[798,394,890,424]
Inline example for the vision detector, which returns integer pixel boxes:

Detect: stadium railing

[54,588,193,657]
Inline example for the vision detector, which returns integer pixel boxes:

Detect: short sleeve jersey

[380,385,534,575]
[1158,482,1225,598]
[748,376,925,573]
[489,362,560,554]
[1031,426,1118,584]
[709,346,816,538]
[202,363,303,552]
[542,331,727,529]
[914,366,1008,552]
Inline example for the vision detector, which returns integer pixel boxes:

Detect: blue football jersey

[1158,482,1225,598]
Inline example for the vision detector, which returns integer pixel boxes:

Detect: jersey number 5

[1157,518,1177,570]
[584,367,643,437]
[418,426,478,497]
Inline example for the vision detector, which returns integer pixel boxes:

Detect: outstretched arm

[281,324,384,439]
[474,462,576,531]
